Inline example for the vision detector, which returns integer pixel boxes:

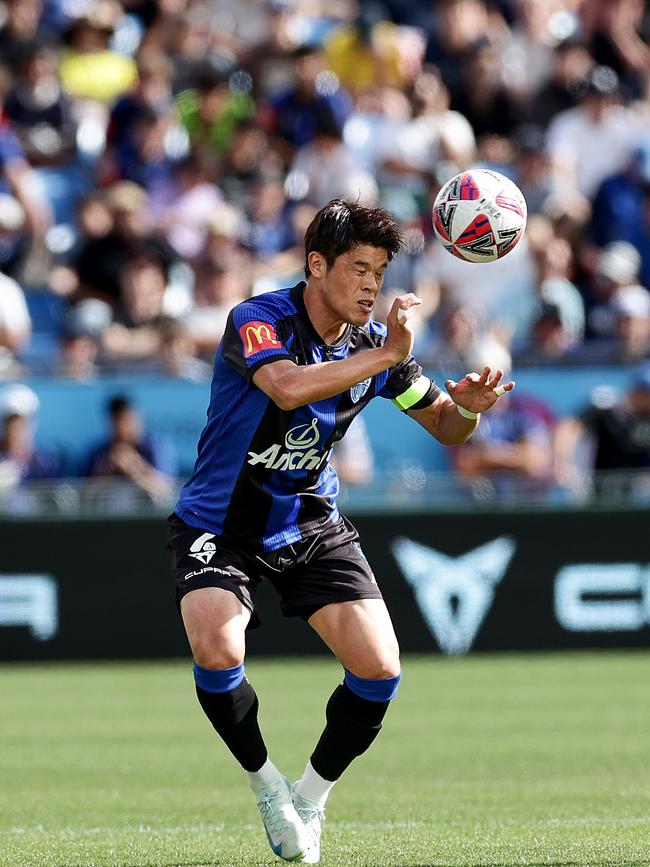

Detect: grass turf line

[1,652,649,866]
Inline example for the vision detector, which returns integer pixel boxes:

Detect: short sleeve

[222,300,294,380]
[378,355,440,412]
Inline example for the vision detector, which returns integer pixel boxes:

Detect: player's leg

[182,586,309,861]
[181,586,267,772]
[301,598,400,791]
[291,598,400,861]
[168,505,309,862]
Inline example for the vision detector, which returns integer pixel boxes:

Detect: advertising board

[1,510,649,660]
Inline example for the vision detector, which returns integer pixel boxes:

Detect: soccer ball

[432,169,527,263]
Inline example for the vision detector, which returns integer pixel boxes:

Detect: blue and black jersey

[176,283,439,551]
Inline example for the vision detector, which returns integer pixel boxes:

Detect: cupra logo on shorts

[239,321,281,357]
[189,532,217,565]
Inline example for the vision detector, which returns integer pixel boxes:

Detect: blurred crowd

[1,0,650,380]
[2,0,650,504]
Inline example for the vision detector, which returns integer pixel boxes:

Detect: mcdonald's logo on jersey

[239,321,281,357]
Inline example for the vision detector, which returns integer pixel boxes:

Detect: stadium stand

[0,0,649,507]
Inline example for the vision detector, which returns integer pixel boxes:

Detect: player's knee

[366,659,402,680]
[193,644,244,671]
[347,646,401,681]
[351,648,401,681]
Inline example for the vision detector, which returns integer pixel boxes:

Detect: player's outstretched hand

[385,294,422,363]
[445,367,515,414]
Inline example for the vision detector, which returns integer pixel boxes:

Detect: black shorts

[167,513,383,628]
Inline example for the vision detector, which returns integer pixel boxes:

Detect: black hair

[133,104,160,127]
[291,44,322,62]
[304,199,402,278]
[16,38,56,67]
[311,103,344,141]
[108,395,132,418]
[194,63,227,93]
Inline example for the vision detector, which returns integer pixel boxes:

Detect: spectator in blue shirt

[243,180,295,258]
[115,107,178,210]
[590,144,650,247]
[267,44,352,149]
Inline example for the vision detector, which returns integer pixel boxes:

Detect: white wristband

[455,403,480,420]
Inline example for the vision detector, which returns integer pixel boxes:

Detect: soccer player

[168,199,514,863]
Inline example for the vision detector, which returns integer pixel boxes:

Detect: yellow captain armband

[392,375,432,411]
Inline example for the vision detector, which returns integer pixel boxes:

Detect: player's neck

[303,281,347,345]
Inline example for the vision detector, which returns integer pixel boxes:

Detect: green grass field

[2,653,649,867]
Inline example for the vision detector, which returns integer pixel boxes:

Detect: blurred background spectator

[546,64,641,201]
[451,341,555,498]
[265,44,352,148]
[59,6,136,106]
[555,365,650,499]
[0,383,61,489]
[4,41,76,167]
[84,394,176,507]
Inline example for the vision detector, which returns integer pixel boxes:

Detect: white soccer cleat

[292,784,325,864]
[256,775,310,862]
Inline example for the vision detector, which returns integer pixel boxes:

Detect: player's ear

[307,251,326,278]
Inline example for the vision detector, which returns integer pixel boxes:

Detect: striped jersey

[175,282,439,551]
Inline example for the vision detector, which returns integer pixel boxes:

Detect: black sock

[310,683,390,781]
[195,679,268,772]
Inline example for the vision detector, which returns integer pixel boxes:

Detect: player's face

[324,245,389,326]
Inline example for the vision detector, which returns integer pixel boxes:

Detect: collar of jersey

[292,282,354,351]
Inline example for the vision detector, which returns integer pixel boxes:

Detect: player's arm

[407,368,515,445]
[252,296,421,411]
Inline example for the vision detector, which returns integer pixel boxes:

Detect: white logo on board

[554,563,650,632]
[392,536,516,654]
[0,574,58,640]
[189,532,217,565]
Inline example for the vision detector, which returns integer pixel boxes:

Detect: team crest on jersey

[239,321,281,357]
[350,378,372,403]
